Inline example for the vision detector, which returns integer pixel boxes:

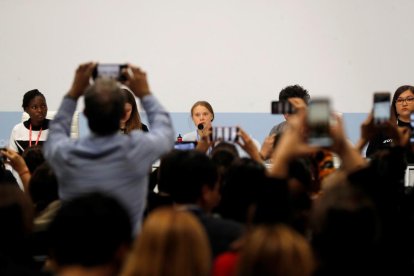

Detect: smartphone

[212,127,239,142]
[271,101,294,114]
[307,98,332,147]
[92,64,128,81]
[174,141,197,150]
[373,92,391,125]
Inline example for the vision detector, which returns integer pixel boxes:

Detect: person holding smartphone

[182,100,261,158]
[365,85,414,158]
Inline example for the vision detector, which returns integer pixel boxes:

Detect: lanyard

[29,124,43,147]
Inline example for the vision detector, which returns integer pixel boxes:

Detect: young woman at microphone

[182,101,214,142]
[182,101,262,160]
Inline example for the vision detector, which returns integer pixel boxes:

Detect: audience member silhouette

[43,63,174,231]
[47,192,132,276]
[122,207,211,276]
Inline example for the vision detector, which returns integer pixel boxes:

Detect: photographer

[43,62,175,232]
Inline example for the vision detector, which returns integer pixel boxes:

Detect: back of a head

[84,78,125,135]
[122,207,211,276]
[158,150,189,195]
[22,145,45,173]
[279,85,310,104]
[47,192,132,268]
[166,150,218,204]
[236,225,315,276]
[218,158,266,224]
[0,185,34,256]
[29,162,59,214]
[211,142,240,176]
[310,185,380,274]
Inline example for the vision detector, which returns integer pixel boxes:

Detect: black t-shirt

[366,119,412,158]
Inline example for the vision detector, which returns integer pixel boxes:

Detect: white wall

[0,0,413,113]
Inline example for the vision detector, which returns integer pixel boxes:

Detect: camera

[307,98,332,147]
[92,64,128,82]
[174,141,197,151]
[271,101,294,114]
[211,126,239,142]
[373,92,391,125]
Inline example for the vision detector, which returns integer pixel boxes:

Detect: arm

[355,113,377,153]
[259,134,276,161]
[196,127,213,153]
[125,65,175,157]
[330,115,367,173]
[236,127,262,163]
[43,62,95,160]
[1,148,31,192]
[268,110,319,178]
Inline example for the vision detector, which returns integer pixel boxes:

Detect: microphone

[197,123,204,130]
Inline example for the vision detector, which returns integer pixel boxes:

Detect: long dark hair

[121,88,143,133]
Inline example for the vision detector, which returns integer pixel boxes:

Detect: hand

[329,114,349,154]
[1,148,29,174]
[382,122,410,147]
[361,113,378,141]
[328,114,367,172]
[124,65,151,99]
[196,127,213,153]
[236,127,261,162]
[67,62,96,99]
[269,110,319,178]
[284,98,307,120]
[259,134,276,160]
[288,97,307,112]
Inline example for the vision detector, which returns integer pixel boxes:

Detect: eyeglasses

[396,97,414,104]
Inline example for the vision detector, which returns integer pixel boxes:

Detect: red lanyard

[29,124,43,147]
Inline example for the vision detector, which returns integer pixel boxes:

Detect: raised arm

[124,65,175,157]
[43,62,95,159]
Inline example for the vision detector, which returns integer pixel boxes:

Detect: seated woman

[9,89,49,155]
[183,100,261,158]
[119,88,149,133]
[365,85,414,157]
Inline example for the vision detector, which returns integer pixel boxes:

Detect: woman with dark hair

[391,85,414,124]
[365,85,414,157]
[9,89,50,155]
[119,88,148,134]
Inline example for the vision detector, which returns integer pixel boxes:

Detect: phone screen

[93,64,127,81]
[307,99,332,147]
[271,101,294,114]
[212,127,239,142]
[174,141,197,150]
[373,92,390,124]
